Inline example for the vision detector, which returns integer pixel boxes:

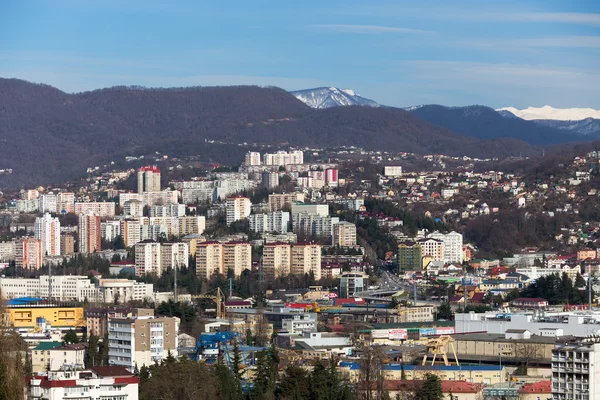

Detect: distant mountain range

[0,79,546,188]
[291,87,379,109]
[407,104,584,145]
[496,105,600,121]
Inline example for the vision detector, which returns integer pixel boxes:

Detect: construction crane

[192,287,226,319]
[421,335,460,366]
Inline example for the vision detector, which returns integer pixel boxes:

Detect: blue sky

[0,0,598,108]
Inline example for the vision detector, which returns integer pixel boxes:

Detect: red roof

[333,298,366,306]
[520,380,551,394]
[138,166,160,172]
[90,366,133,377]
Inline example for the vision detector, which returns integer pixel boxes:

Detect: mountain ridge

[497,105,600,121]
[291,86,379,109]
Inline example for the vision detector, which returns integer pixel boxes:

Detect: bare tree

[513,342,544,376]
[0,290,26,399]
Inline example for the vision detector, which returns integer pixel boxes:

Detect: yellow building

[8,306,85,330]
[31,341,63,375]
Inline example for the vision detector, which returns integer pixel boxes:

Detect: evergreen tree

[416,374,443,400]
[100,332,109,366]
[86,335,100,367]
[63,328,79,344]
[279,364,310,400]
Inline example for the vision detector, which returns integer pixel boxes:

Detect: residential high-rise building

[196,241,224,280]
[0,241,16,262]
[120,219,141,247]
[56,192,75,214]
[134,242,189,277]
[268,192,304,212]
[74,202,116,217]
[123,199,144,217]
[15,238,43,270]
[417,238,444,262]
[291,202,329,217]
[384,166,403,177]
[263,242,291,282]
[244,151,262,166]
[135,242,161,276]
[38,193,57,213]
[332,221,357,247]
[428,231,463,264]
[108,308,178,368]
[78,214,102,254]
[552,340,600,400]
[261,172,279,189]
[397,241,422,273]
[60,234,75,256]
[226,196,251,225]
[262,150,303,166]
[325,168,339,187]
[248,211,290,234]
[101,220,121,242]
[291,243,321,280]
[34,212,61,256]
[150,204,186,217]
[137,166,161,193]
[293,213,339,239]
[223,242,251,277]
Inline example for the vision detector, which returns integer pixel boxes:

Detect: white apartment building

[384,166,403,177]
[248,211,290,234]
[282,314,317,334]
[293,213,339,239]
[196,241,223,279]
[108,309,178,369]
[291,202,329,217]
[134,242,189,277]
[263,150,303,166]
[0,275,96,301]
[291,243,322,280]
[150,203,186,217]
[552,340,600,400]
[261,172,279,189]
[418,237,444,262]
[244,151,262,166]
[332,221,357,247]
[34,213,61,256]
[74,202,116,217]
[226,196,251,225]
[38,193,57,213]
[96,279,154,304]
[123,199,144,217]
[141,190,179,207]
[56,192,75,214]
[16,199,38,213]
[428,231,463,264]
[182,187,214,204]
[137,166,161,193]
[0,241,15,261]
[29,367,139,400]
[101,220,121,242]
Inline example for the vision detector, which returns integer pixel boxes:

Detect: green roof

[33,341,63,351]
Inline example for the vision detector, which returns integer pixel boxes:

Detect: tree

[279,364,310,400]
[436,302,453,320]
[86,335,100,367]
[415,374,443,400]
[0,291,26,400]
[63,328,80,344]
[513,342,543,376]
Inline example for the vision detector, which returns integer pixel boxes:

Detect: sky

[0,0,599,108]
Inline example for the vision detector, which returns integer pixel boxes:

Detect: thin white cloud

[313,24,432,34]
[445,11,600,26]
[453,35,600,50]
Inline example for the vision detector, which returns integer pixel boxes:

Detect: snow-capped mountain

[496,105,600,121]
[534,118,600,137]
[291,87,379,109]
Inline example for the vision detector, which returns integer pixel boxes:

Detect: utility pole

[48,262,52,302]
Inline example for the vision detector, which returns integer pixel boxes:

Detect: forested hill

[0,78,542,188]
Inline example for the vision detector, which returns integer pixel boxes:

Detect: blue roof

[339,361,503,371]
[7,297,44,305]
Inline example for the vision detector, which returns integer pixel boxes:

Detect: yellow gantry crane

[421,335,460,366]
[191,287,226,319]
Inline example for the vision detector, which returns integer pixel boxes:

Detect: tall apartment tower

[244,151,261,166]
[137,166,161,193]
[34,212,61,256]
[15,238,43,270]
[291,243,322,280]
[263,242,291,282]
[226,196,251,225]
[79,213,102,254]
[552,340,600,400]
[195,241,223,280]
